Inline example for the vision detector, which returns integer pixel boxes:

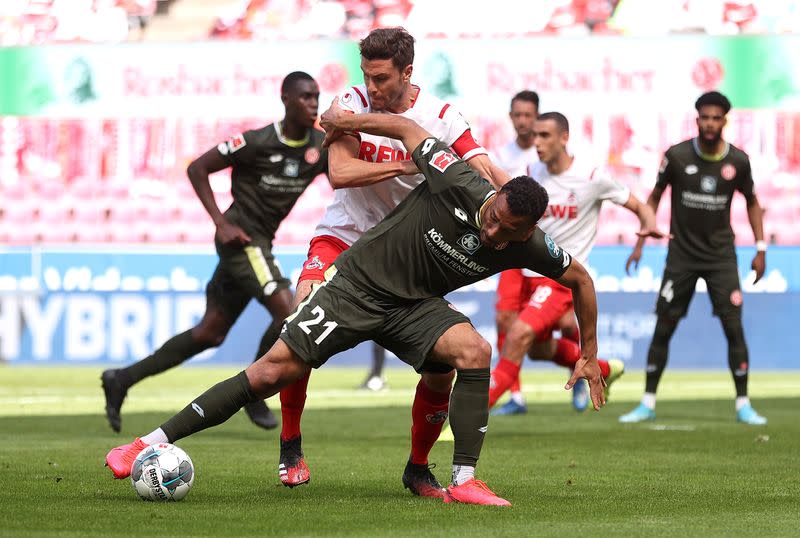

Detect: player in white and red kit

[487,112,666,411]
[277,28,509,499]
[491,89,555,416]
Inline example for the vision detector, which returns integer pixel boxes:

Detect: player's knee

[721,316,746,346]
[454,336,491,370]
[247,343,307,396]
[652,316,678,345]
[192,314,230,347]
[506,320,536,350]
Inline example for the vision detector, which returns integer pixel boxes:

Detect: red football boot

[279,435,310,488]
[105,438,148,479]
[402,461,446,498]
[443,478,512,506]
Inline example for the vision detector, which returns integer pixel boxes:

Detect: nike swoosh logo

[478,426,488,433]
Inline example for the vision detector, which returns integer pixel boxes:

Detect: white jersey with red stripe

[523,155,630,277]
[493,139,538,177]
[314,84,487,246]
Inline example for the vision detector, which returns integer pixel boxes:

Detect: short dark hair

[695,91,731,114]
[281,71,315,95]
[359,27,415,70]
[537,111,569,133]
[500,176,549,223]
[511,90,540,109]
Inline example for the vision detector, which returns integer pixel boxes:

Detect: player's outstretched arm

[746,193,766,283]
[555,259,605,410]
[187,148,251,246]
[464,155,511,190]
[625,186,666,275]
[327,135,419,188]
[321,97,430,157]
[623,194,669,240]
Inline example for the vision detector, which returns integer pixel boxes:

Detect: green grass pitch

[1,366,798,537]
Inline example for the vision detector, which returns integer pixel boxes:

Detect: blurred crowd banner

[1,37,800,189]
[1,246,797,369]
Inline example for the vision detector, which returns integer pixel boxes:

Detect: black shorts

[279,271,470,372]
[655,263,743,320]
[206,239,290,322]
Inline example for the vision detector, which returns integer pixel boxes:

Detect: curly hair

[500,176,549,223]
[695,91,731,114]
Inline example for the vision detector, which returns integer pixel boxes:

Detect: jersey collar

[692,137,729,162]
[475,191,496,228]
[276,122,310,148]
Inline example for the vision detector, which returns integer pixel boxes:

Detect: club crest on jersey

[685,164,698,175]
[430,150,457,172]
[305,256,325,270]
[227,134,246,153]
[721,163,737,181]
[458,233,481,254]
[304,147,320,165]
[544,234,561,258]
[341,92,353,104]
[700,175,717,193]
[283,159,300,177]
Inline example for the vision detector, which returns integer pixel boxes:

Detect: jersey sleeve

[411,137,491,197]
[654,149,675,190]
[736,155,756,202]
[591,166,630,205]
[439,104,487,161]
[520,228,572,280]
[336,87,370,139]
[217,130,259,166]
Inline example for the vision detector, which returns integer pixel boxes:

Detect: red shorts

[297,235,350,283]
[495,269,530,311]
[517,277,573,341]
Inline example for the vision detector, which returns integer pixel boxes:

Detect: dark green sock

[450,368,490,467]
[122,330,212,386]
[160,371,256,442]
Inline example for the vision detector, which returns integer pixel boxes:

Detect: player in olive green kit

[105,99,606,506]
[620,91,768,425]
[101,72,327,433]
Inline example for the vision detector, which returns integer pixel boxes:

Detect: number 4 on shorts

[660,279,674,303]
[297,305,338,344]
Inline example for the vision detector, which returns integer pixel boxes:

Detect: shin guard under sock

[160,371,256,442]
[450,368,490,468]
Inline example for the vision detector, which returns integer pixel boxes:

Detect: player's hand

[320,97,347,132]
[215,219,251,246]
[751,251,766,284]
[635,226,671,240]
[625,247,642,275]
[566,356,605,411]
[399,160,419,175]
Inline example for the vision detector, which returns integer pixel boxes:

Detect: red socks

[488,358,521,408]
[409,380,451,465]
[498,331,522,394]
[279,371,311,441]
[553,338,610,377]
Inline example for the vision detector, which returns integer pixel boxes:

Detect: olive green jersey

[217,122,328,241]
[656,138,755,269]
[333,138,572,302]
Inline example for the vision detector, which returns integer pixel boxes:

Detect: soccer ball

[130,443,194,501]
